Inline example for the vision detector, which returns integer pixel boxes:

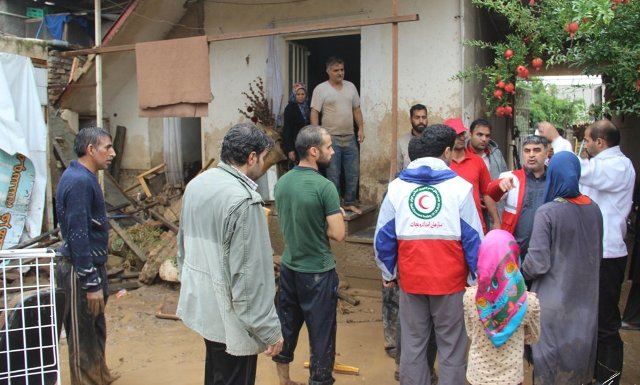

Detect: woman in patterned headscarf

[464,229,540,385]
[523,151,603,385]
[282,82,310,165]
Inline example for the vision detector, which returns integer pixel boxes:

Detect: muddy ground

[58,282,640,385]
[60,283,640,385]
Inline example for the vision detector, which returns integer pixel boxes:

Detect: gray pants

[399,290,467,385]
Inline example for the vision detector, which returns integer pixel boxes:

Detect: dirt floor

[58,282,640,385]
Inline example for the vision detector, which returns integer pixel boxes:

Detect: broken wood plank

[107,266,125,277]
[137,163,166,198]
[109,125,126,180]
[108,220,147,263]
[108,280,140,294]
[148,208,179,234]
[121,271,140,279]
[303,362,359,375]
[155,296,179,320]
[198,158,215,175]
[8,228,60,250]
[337,289,360,306]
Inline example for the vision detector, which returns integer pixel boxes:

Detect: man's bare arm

[326,212,345,242]
[310,109,320,125]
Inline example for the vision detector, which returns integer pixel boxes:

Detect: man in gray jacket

[177,123,283,385]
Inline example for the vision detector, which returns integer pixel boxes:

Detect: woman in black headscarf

[282,82,310,166]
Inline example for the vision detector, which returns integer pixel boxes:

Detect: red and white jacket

[374,158,484,295]
[486,169,527,234]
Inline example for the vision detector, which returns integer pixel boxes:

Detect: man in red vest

[486,135,548,257]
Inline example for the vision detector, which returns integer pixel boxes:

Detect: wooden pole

[389,0,399,180]
[61,14,419,57]
[95,0,105,190]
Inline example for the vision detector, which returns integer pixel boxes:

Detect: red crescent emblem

[418,194,429,210]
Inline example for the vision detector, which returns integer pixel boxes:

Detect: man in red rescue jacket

[486,135,548,257]
[375,124,483,385]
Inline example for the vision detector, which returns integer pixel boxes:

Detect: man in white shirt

[579,119,635,385]
[537,121,573,155]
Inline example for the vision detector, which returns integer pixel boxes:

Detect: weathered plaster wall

[106,72,151,170]
[201,0,475,203]
[0,36,48,59]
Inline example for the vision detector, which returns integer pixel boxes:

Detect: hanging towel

[135,35,213,117]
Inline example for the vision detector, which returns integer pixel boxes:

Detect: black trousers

[204,340,257,385]
[622,282,640,326]
[595,256,627,385]
[273,265,338,385]
[56,259,114,385]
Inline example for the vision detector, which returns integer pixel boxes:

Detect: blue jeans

[327,134,359,205]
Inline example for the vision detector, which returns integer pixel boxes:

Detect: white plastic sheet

[0,53,48,243]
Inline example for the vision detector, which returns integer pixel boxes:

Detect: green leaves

[460,0,640,115]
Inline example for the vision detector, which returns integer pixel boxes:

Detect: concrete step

[343,203,378,237]
[345,224,375,244]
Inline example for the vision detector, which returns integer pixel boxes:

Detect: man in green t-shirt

[273,125,345,385]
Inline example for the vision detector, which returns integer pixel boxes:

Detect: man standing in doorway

[311,56,364,214]
[397,104,428,172]
[467,118,509,230]
[579,119,635,385]
[273,125,346,385]
[177,123,283,385]
[445,118,500,233]
[55,126,119,385]
[485,135,549,258]
[375,124,483,385]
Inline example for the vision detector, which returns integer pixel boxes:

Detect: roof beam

[61,13,419,57]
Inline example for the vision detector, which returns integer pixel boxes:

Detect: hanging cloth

[135,36,212,117]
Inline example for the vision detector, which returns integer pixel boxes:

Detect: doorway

[288,34,361,96]
[287,34,362,200]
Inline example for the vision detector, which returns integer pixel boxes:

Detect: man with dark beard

[389,103,437,382]
[272,125,346,385]
[397,104,428,172]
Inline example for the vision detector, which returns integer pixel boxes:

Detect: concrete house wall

[199,0,486,203]
[80,0,497,197]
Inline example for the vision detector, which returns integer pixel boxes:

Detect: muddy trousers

[204,340,257,385]
[56,259,114,385]
[399,290,467,385]
[595,256,626,385]
[273,265,338,385]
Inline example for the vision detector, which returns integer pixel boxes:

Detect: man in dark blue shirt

[56,126,118,385]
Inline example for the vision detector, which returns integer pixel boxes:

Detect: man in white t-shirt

[537,121,573,155]
[311,57,364,214]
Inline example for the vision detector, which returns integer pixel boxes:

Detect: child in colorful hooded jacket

[463,229,540,385]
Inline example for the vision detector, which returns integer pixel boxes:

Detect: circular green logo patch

[408,185,442,220]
